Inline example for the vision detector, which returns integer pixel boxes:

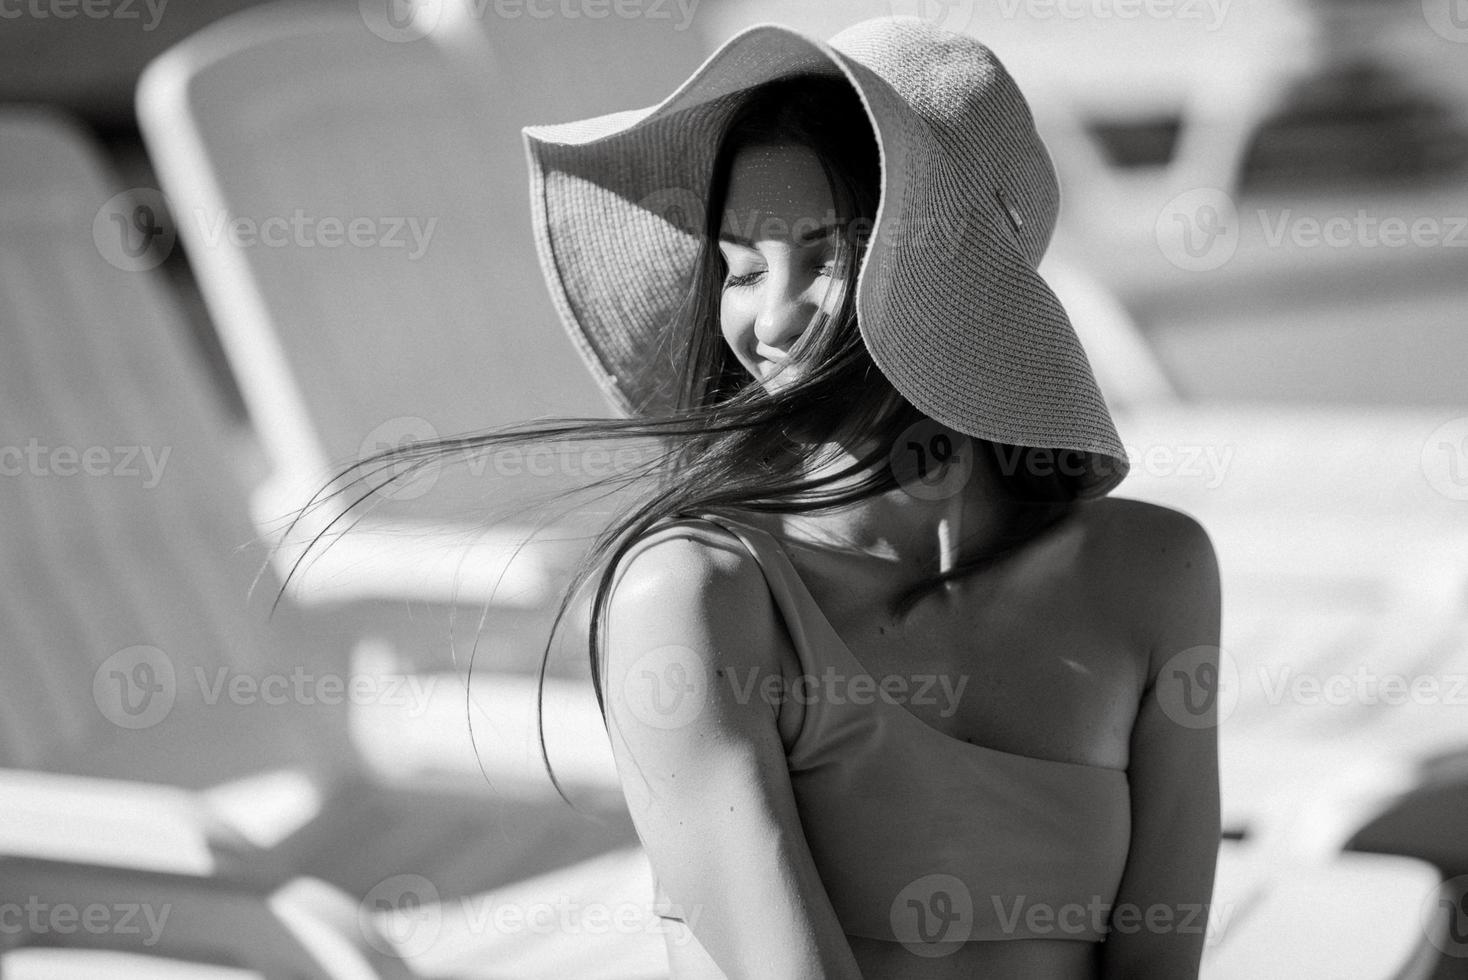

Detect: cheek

[718,296,751,350]
[718,304,763,379]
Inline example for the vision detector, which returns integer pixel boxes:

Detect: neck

[777,439,1016,577]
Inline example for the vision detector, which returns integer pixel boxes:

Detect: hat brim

[521,17,1129,499]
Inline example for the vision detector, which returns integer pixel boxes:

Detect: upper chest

[770,514,1147,769]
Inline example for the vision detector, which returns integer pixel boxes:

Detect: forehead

[718,143,836,243]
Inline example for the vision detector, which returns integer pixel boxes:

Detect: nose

[752,264,822,357]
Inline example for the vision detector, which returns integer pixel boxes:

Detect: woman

[294,15,1220,979]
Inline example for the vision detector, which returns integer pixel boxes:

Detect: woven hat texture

[522,15,1129,497]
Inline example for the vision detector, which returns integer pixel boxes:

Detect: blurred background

[2,0,1467,977]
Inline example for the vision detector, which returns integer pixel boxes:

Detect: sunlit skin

[715,141,1013,577]
[717,142,841,394]
[612,140,1221,980]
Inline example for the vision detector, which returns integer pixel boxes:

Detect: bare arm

[1100,508,1223,979]
[603,524,865,980]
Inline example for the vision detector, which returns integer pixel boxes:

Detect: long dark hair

[276,73,1092,808]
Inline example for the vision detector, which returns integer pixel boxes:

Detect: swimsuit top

[623,512,1131,946]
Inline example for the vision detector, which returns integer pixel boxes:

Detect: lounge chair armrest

[0,768,292,889]
[0,858,418,980]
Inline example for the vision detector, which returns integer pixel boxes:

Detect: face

[716,143,843,392]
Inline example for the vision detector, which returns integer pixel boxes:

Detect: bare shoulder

[1077,496,1216,569]
[604,517,793,700]
[599,519,862,977]
[608,518,771,622]
[1074,497,1221,680]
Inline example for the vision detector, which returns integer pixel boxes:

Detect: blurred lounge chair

[134,0,706,616]
[1117,403,1468,864]
[1200,840,1445,979]
[0,105,661,979]
[0,71,1451,980]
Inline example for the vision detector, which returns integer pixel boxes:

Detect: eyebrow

[718,222,842,247]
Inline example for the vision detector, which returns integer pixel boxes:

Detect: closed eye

[723,269,763,289]
[721,255,835,290]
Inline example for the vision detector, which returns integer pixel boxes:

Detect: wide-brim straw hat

[522,15,1129,498]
